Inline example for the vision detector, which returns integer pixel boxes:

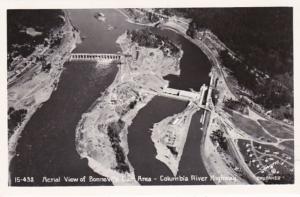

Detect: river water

[127,98,214,185]
[10,9,213,186]
[10,61,117,186]
[152,28,211,91]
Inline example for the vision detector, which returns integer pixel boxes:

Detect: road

[223,122,263,184]
[148,10,264,184]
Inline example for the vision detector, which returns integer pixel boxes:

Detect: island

[7,8,294,186]
[120,8,294,185]
[75,29,183,185]
[151,103,198,175]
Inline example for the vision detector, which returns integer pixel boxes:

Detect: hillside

[7,9,65,71]
[158,7,293,121]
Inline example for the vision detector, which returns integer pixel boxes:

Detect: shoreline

[120,10,261,184]
[151,104,197,176]
[201,111,249,185]
[8,11,81,185]
[118,11,226,183]
[74,32,183,185]
[7,9,293,186]
[75,61,152,185]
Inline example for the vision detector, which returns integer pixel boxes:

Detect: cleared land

[229,111,277,143]
[258,119,293,139]
[280,140,294,152]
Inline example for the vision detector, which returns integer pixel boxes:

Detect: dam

[69,53,123,63]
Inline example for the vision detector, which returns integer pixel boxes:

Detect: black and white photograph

[6,5,295,189]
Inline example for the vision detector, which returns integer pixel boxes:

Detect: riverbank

[8,11,80,182]
[121,9,266,184]
[150,14,268,184]
[202,111,250,185]
[129,11,242,183]
[75,31,183,185]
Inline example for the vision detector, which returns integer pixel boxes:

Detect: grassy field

[258,119,293,139]
[280,140,294,153]
[230,111,277,143]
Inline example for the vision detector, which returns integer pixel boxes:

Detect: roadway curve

[156,14,263,184]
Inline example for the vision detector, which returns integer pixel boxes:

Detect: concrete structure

[201,73,216,124]
[205,72,215,109]
[69,53,123,63]
[161,88,200,101]
[199,84,208,106]
[159,84,209,112]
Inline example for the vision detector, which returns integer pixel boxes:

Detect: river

[128,99,214,185]
[10,61,117,186]
[10,9,213,186]
[152,28,211,90]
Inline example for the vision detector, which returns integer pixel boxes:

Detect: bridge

[69,53,123,63]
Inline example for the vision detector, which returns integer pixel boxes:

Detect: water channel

[10,9,213,185]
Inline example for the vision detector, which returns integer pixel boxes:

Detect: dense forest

[159,8,293,120]
[128,28,180,56]
[220,51,293,120]
[7,10,65,70]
